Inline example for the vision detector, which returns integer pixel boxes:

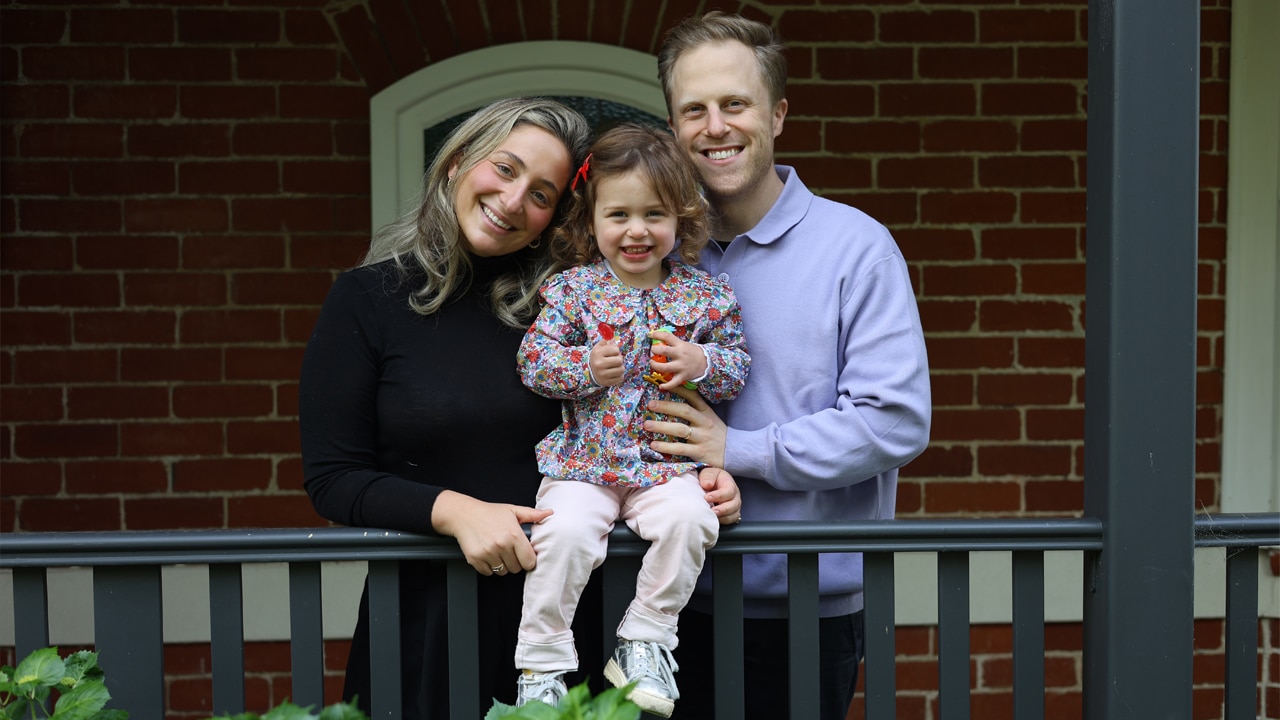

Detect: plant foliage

[484,682,640,720]
[0,648,128,720]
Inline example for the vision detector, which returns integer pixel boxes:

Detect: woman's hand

[699,466,742,525]
[431,490,553,576]
[644,384,727,468]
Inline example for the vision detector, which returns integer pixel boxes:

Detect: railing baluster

[209,563,246,714]
[787,553,820,720]
[1012,551,1045,720]
[863,552,896,720]
[937,551,970,720]
[93,565,164,718]
[446,561,480,720]
[711,555,744,720]
[1223,547,1259,720]
[13,567,50,659]
[289,562,324,709]
[367,560,402,720]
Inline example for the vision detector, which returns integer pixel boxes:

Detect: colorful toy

[643,325,697,389]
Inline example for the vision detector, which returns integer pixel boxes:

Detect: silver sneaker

[603,638,680,718]
[516,669,568,708]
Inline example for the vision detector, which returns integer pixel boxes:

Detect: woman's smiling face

[450,124,573,257]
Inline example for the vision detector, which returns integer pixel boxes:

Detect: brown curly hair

[548,122,710,273]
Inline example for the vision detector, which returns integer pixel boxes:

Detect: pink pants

[514,472,719,673]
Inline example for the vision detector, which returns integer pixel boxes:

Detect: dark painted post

[1082,2,1199,719]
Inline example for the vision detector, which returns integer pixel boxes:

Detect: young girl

[513,123,750,717]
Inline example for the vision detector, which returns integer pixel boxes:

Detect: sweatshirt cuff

[723,426,768,481]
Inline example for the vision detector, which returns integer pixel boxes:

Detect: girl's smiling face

[591,169,678,289]
[450,124,573,257]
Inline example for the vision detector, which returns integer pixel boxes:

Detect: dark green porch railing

[2,514,1276,720]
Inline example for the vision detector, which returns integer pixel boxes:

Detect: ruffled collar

[571,258,710,327]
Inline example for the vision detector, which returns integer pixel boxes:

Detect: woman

[299,97,741,719]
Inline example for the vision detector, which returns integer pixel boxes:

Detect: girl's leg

[616,472,719,649]
[516,478,622,672]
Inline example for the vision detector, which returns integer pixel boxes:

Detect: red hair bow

[571,153,592,191]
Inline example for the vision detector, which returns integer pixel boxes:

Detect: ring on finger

[490,562,505,574]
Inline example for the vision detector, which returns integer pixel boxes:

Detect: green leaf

[259,701,317,720]
[93,710,130,720]
[11,648,63,691]
[315,702,368,720]
[62,651,103,686]
[52,679,110,720]
[483,699,518,720]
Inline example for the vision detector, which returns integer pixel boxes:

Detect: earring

[529,236,542,249]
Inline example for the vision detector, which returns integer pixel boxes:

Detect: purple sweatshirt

[694,166,932,618]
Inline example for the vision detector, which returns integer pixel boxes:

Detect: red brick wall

[0,1,1258,718]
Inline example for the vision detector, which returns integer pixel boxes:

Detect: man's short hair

[656,11,787,116]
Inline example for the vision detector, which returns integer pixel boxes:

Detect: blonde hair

[362,97,591,328]
[657,11,788,115]
[549,123,710,272]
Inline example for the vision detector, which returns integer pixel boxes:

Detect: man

[645,11,932,719]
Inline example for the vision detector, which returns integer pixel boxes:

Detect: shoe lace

[519,671,566,705]
[631,640,680,698]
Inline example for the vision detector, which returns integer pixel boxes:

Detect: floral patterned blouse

[518,258,750,487]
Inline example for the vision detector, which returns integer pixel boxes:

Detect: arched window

[369,41,667,232]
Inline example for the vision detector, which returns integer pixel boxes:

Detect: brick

[0,48,17,82]
[227,493,322,528]
[121,273,225,307]
[880,10,975,43]
[285,10,338,45]
[1026,408,1084,440]
[980,300,1074,332]
[902,445,972,477]
[921,191,1016,224]
[1,310,73,346]
[74,311,175,344]
[233,198,334,232]
[787,84,875,119]
[779,9,874,42]
[1018,46,1087,80]
[178,10,280,44]
[0,461,62,495]
[290,236,368,270]
[168,677,214,714]
[74,85,177,120]
[180,309,281,344]
[1,236,74,270]
[1,85,71,119]
[20,123,123,158]
[894,229,974,262]
[72,161,175,196]
[789,156,872,191]
[826,121,920,154]
[225,347,305,381]
[128,47,232,83]
[21,198,121,233]
[589,0,624,44]
[279,85,369,120]
[128,123,231,158]
[880,83,976,117]
[125,497,225,531]
[1,386,64,422]
[880,157,973,190]
[927,337,1015,370]
[982,83,1079,117]
[334,197,372,232]
[70,8,172,44]
[1021,191,1086,224]
[1023,263,1085,295]
[1,9,67,44]
[1018,337,1084,368]
[979,9,1077,43]
[179,161,279,195]
[237,48,341,82]
[22,46,125,81]
[232,272,335,306]
[282,161,369,194]
[1,160,70,195]
[68,385,170,420]
[923,264,1016,297]
[979,155,1076,188]
[369,0,428,75]
[121,421,223,456]
[1196,369,1222,405]
[232,122,333,157]
[124,199,228,233]
[982,228,1077,260]
[12,349,117,384]
[173,457,272,492]
[65,459,168,494]
[181,235,285,270]
[227,419,300,454]
[925,480,1022,513]
[978,372,1073,405]
[896,480,922,511]
[174,383,273,419]
[15,422,119,459]
[919,47,1013,80]
[78,236,180,270]
[18,272,120,308]
[919,300,976,332]
[979,444,1072,476]
[929,372,974,407]
[1022,119,1086,152]
[284,308,321,343]
[816,47,913,81]
[276,383,299,417]
[19,497,122,532]
[181,86,278,120]
[330,4,397,93]
[333,119,369,156]
[923,120,1017,153]
[931,408,1021,441]
[121,348,222,382]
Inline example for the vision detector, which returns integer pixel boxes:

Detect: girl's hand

[648,329,708,391]
[589,339,624,387]
[644,385,727,467]
[431,490,553,575]
[699,466,742,525]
